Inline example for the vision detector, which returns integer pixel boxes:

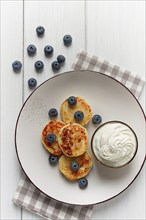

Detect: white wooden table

[1,1,145,219]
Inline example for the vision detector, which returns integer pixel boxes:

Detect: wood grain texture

[23,0,85,100]
[22,0,85,219]
[0,0,145,220]
[0,1,23,219]
[86,1,145,219]
[86,0,145,74]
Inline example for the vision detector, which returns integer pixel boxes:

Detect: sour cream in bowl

[91,121,138,168]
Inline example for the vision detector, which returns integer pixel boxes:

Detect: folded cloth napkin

[12,51,145,220]
[72,51,145,99]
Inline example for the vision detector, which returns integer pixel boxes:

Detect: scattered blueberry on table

[13,31,73,74]
[44,45,54,56]
[63,34,72,46]
[68,96,77,105]
[49,154,59,166]
[92,114,102,124]
[70,162,79,171]
[57,55,66,64]
[36,26,45,37]
[27,44,37,56]
[28,78,37,89]
[46,133,56,143]
[51,61,60,72]
[74,111,84,121]
[12,60,22,72]
[78,178,88,189]
[48,108,58,117]
[34,60,44,72]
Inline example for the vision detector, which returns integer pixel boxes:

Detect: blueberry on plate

[34,61,44,72]
[44,45,54,56]
[70,162,79,171]
[51,61,60,72]
[68,96,77,106]
[48,108,58,117]
[57,55,66,64]
[27,44,37,56]
[92,114,102,124]
[28,78,37,89]
[74,111,84,121]
[78,178,88,189]
[36,26,45,36]
[49,154,59,166]
[63,34,72,46]
[12,60,22,72]
[46,133,56,143]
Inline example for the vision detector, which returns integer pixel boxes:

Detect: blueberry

[48,108,58,117]
[28,78,37,89]
[74,111,84,121]
[92,115,102,124]
[63,34,72,46]
[49,154,59,166]
[46,133,56,143]
[12,60,22,72]
[34,61,44,72]
[70,162,79,171]
[57,55,66,64]
[36,26,45,36]
[27,44,37,56]
[78,178,88,189]
[51,61,60,71]
[68,96,77,106]
[44,45,54,56]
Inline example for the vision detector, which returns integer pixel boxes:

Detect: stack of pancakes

[41,96,93,180]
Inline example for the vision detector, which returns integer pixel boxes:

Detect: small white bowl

[91,121,138,169]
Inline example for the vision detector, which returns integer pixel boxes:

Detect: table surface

[1,1,145,219]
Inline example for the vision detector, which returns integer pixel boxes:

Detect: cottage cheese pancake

[58,122,88,157]
[42,120,65,155]
[60,96,92,126]
[59,151,93,180]
[92,121,138,168]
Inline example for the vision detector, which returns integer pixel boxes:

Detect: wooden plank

[0,1,23,219]
[23,0,85,99]
[22,0,85,219]
[86,1,145,220]
[86,0,145,74]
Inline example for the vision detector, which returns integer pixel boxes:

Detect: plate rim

[15,70,146,206]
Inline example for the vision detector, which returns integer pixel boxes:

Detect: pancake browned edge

[42,120,65,155]
[60,96,92,126]
[58,122,88,157]
[59,151,93,180]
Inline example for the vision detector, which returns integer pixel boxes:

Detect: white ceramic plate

[15,70,145,206]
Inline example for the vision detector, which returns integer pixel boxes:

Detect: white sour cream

[92,122,137,167]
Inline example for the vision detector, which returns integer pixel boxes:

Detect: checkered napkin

[12,51,145,220]
[72,51,145,99]
[12,174,94,220]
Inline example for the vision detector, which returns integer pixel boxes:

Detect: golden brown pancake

[42,120,65,155]
[59,151,93,180]
[60,96,92,126]
[58,122,88,157]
